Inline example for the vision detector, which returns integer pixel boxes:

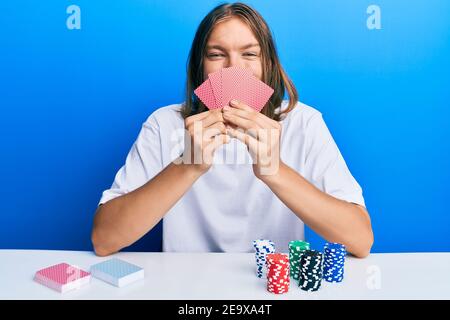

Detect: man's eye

[208,53,223,58]
[243,52,258,57]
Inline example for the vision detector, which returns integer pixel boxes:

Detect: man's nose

[227,54,245,69]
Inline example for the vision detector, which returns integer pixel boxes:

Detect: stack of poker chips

[266,253,290,294]
[298,250,324,292]
[323,242,346,282]
[252,239,275,278]
[288,240,310,280]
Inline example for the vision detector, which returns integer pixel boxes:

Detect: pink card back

[194,79,217,109]
[35,263,90,285]
[222,67,274,112]
[239,75,274,112]
[221,66,253,107]
[208,69,224,108]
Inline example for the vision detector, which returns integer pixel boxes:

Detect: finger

[226,125,259,152]
[185,110,210,128]
[252,125,281,145]
[187,113,224,140]
[201,110,224,128]
[208,133,230,148]
[222,112,262,132]
[229,99,255,113]
[223,105,268,129]
[229,99,280,129]
[224,122,258,140]
[203,134,231,164]
[204,121,227,140]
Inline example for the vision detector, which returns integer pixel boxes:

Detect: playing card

[90,258,144,287]
[222,67,274,112]
[193,66,274,111]
[208,69,223,109]
[193,79,217,109]
[221,66,253,108]
[34,263,91,293]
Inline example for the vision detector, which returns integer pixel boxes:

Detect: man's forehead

[206,43,260,50]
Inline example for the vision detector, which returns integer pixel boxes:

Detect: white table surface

[1,250,449,300]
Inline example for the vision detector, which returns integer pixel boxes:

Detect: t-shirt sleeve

[303,113,366,207]
[98,115,164,206]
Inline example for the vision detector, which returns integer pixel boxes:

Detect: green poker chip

[288,240,310,280]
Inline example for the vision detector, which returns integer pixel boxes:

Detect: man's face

[203,17,263,81]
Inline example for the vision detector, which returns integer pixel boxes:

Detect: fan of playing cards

[194,66,274,112]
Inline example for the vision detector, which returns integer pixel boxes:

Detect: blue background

[0,1,449,253]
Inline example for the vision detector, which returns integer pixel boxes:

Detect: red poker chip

[266,253,290,294]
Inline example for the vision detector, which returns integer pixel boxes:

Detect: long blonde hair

[181,2,298,121]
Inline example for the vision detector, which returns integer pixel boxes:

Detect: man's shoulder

[281,100,323,128]
[143,103,185,128]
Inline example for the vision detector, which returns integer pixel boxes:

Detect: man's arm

[91,161,203,256]
[260,161,374,258]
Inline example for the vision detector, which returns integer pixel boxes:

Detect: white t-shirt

[98,100,365,252]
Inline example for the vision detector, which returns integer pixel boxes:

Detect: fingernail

[223,105,231,111]
[230,100,239,106]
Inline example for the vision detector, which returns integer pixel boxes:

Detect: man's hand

[222,99,282,178]
[179,109,230,174]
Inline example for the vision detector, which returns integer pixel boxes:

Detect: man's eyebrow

[206,43,260,51]
[239,43,260,50]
